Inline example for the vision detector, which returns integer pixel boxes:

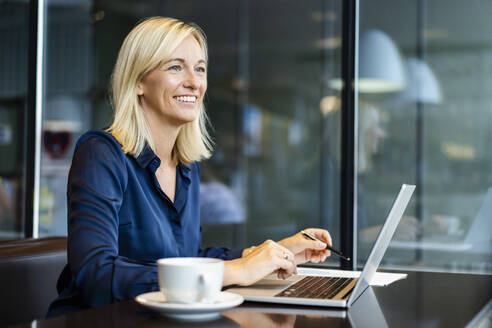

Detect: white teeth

[175,96,197,103]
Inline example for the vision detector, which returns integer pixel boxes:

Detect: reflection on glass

[398,57,442,105]
[358,29,406,93]
[33,0,490,273]
[348,287,388,328]
[224,308,349,327]
[239,0,342,259]
[36,1,343,258]
[359,0,492,273]
[223,310,296,328]
[39,2,93,236]
[0,2,29,239]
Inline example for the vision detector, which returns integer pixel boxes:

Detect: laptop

[391,187,492,252]
[227,184,415,308]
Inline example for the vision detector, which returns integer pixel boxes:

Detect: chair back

[0,237,67,326]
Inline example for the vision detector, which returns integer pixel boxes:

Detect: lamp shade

[330,29,406,93]
[359,29,406,93]
[400,57,442,104]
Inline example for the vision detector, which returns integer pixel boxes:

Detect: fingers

[277,248,297,276]
[304,228,333,247]
[310,249,331,262]
[301,229,332,260]
[304,249,313,262]
[232,240,299,286]
[277,269,291,280]
[256,240,297,277]
[271,241,297,278]
[306,238,327,251]
[252,229,335,272]
[305,248,330,263]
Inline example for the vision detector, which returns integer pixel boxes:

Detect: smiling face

[137,34,207,128]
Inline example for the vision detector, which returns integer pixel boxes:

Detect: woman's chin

[173,114,199,126]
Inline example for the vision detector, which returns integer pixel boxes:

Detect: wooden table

[15,271,492,328]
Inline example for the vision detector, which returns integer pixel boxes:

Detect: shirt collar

[135,144,193,181]
[135,144,157,168]
[178,162,192,181]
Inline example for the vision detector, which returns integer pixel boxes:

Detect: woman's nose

[183,71,198,89]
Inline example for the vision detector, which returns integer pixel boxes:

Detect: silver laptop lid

[348,184,415,306]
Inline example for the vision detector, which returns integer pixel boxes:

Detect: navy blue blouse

[47,130,241,316]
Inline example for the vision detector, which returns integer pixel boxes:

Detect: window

[0,1,30,239]
[7,0,490,274]
[358,0,492,273]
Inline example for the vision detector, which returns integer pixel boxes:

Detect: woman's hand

[223,239,297,287]
[277,228,332,264]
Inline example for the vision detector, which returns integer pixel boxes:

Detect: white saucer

[135,291,244,320]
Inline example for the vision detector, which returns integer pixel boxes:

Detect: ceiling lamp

[400,57,442,104]
[330,29,406,93]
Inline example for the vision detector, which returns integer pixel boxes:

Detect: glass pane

[39,1,94,236]
[358,0,492,273]
[197,0,343,262]
[38,0,343,266]
[0,1,30,239]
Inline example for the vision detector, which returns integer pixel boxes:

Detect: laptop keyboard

[275,276,354,299]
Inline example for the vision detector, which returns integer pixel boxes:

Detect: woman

[47,17,332,316]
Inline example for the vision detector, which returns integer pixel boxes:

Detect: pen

[300,230,351,261]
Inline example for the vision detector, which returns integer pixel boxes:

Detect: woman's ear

[136,83,144,96]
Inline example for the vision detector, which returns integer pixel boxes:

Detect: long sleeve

[49,130,242,317]
[198,246,243,260]
[67,135,158,307]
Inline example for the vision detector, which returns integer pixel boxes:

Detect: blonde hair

[108,16,213,164]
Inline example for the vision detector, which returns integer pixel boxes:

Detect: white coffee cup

[157,257,224,304]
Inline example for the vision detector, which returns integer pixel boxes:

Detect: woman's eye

[195,67,206,73]
[168,65,181,71]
